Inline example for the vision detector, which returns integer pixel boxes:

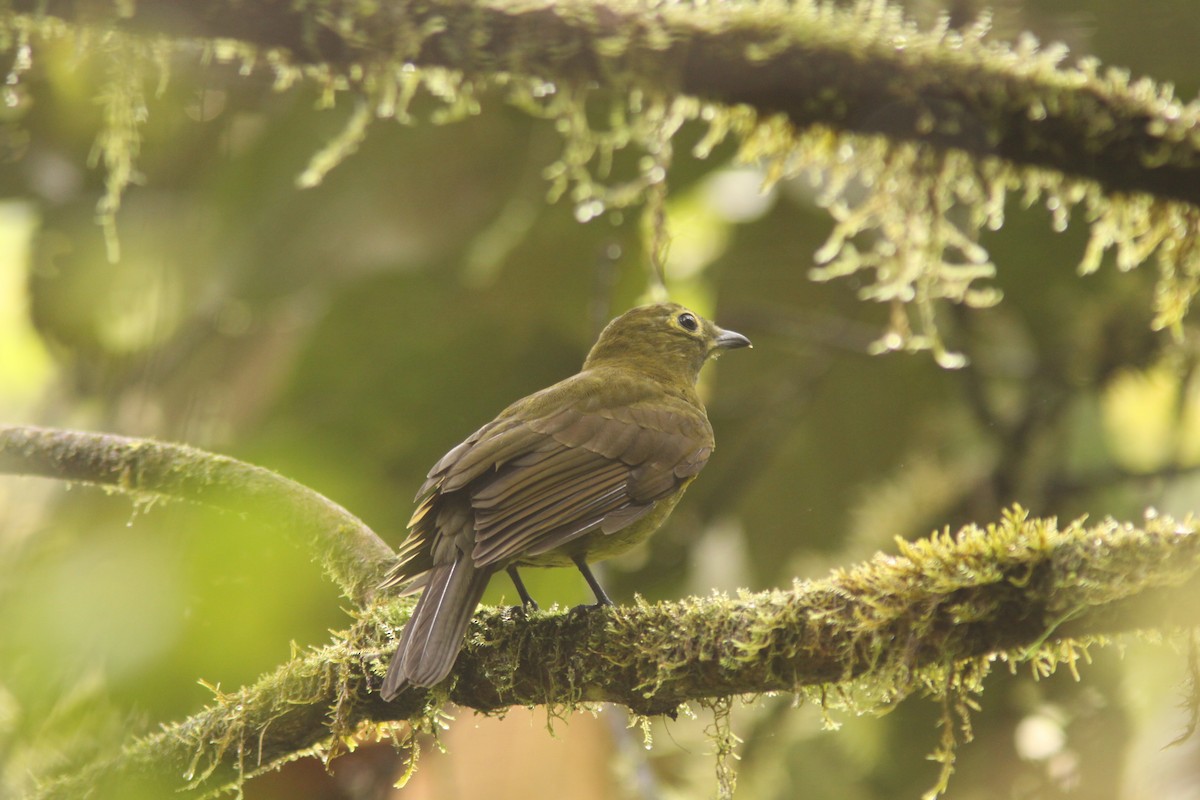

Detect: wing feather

[471,447,597,509]
[400,370,715,579]
[475,460,625,535]
[437,421,531,493]
[474,467,630,564]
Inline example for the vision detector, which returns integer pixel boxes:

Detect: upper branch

[12,0,1200,206]
[0,425,395,605]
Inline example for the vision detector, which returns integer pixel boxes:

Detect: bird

[379,302,751,700]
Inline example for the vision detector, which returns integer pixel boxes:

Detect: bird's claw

[568,599,613,616]
[510,599,539,616]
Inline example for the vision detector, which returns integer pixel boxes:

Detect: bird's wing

[463,396,713,566]
[393,371,712,577]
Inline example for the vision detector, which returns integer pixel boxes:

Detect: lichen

[296,95,374,187]
[88,32,165,264]
[256,0,1200,360]
[5,0,1200,356]
[704,696,742,800]
[1,15,33,109]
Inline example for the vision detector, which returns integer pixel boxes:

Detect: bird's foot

[509,599,540,615]
[568,598,614,616]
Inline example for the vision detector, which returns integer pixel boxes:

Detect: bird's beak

[713,326,752,350]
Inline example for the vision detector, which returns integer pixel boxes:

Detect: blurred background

[1,0,1199,798]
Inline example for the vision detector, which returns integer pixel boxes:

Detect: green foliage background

[1,1,1198,798]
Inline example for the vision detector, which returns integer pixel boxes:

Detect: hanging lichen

[5,1,1200,352]
[89,32,166,263]
[5,0,1197,359]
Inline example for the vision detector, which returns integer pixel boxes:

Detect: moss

[13,500,1199,798]
[5,1,1200,355]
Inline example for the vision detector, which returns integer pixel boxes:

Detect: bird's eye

[677,312,699,332]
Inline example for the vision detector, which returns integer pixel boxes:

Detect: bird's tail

[381,555,491,700]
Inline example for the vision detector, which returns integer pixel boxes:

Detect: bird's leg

[506,565,539,611]
[572,555,614,607]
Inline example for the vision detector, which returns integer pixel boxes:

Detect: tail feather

[381,556,492,700]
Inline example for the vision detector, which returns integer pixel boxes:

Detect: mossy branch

[25,500,1200,798]
[10,0,1200,208]
[7,1,1200,357]
[0,424,395,605]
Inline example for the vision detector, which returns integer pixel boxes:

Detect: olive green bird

[380,302,750,699]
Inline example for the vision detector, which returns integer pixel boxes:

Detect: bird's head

[583,302,751,385]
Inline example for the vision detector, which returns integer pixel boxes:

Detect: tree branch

[10,0,1200,207]
[26,508,1200,798]
[0,425,395,605]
